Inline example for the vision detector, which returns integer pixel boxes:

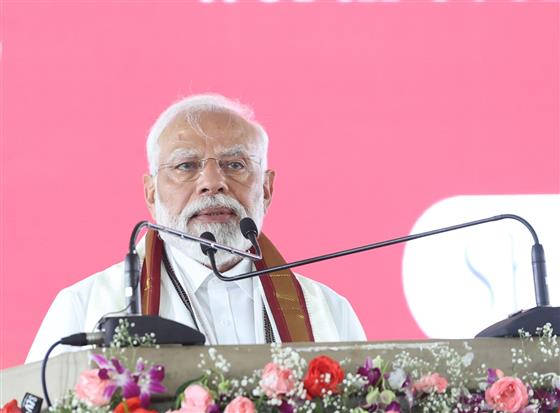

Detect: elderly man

[26,94,366,363]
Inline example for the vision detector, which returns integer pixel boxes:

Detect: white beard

[154,192,265,269]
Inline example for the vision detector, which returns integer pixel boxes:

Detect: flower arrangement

[168,324,559,413]
[169,325,560,413]
[28,323,558,413]
[47,319,166,413]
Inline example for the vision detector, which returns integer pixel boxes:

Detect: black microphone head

[240,217,258,239]
[199,232,217,256]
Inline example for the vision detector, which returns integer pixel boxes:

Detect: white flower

[461,352,474,367]
[552,373,560,390]
[388,368,407,389]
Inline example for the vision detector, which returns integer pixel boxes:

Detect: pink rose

[224,396,255,413]
[412,373,448,394]
[74,369,111,406]
[181,385,214,413]
[260,362,296,398]
[485,376,529,413]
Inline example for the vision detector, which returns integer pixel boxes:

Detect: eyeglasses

[157,156,259,183]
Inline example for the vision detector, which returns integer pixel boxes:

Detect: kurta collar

[166,243,254,299]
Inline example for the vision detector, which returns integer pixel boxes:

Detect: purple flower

[91,354,139,399]
[208,404,221,413]
[533,388,560,411]
[385,401,401,412]
[90,353,166,406]
[91,353,111,374]
[357,358,382,387]
[455,393,485,413]
[486,368,504,385]
[279,400,294,413]
[136,363,166,407]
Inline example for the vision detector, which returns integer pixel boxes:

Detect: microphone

[124,251,141,315]
[531,244,549,307]
[200,214,558,337]
[124,221,150,315]
[240,217,261,257]
[200,221,262,274]
[200,231,218,259]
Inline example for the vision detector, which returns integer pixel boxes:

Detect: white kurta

[26,239,366,363]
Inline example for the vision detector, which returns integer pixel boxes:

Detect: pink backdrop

[1,2,559,369]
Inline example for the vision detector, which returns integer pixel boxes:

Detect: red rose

[114,397,157,413]
[303,355,344,399]
[1,400,22,413]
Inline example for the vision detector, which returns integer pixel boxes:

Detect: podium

[2,338,559,410]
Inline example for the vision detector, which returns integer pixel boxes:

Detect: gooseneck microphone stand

[201,214,558,337]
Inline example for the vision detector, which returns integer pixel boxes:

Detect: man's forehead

[159,112,262,157]
[163,111,256,137]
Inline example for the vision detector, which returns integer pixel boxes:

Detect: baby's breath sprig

[48,390,112,413]
[517,323,560,390]
[109,318,157,349]
[535,322,559,363]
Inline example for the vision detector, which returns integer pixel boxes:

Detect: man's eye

[224,161,246,170]
[175,161,198,171]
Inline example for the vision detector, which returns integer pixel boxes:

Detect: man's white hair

[146,94,269,175]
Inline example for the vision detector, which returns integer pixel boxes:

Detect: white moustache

[183,194,248,225]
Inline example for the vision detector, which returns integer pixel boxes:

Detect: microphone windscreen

[240,217,258,239]
[200,232,217,256]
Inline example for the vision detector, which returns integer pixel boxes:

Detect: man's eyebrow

[217,145,252,157]
[165,148,200,163]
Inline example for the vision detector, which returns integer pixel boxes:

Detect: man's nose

[196,159,228,195]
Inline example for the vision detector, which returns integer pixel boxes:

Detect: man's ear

[263,169,275,211]
[143,174,156,219]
